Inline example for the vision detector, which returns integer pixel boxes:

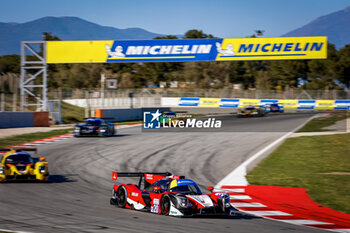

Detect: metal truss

[20,41,47,111]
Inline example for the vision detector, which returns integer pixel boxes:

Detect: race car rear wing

[112,172,173,189]
[0,148,37,153]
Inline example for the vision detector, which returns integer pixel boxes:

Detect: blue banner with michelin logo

[46,37,327,64]
[178,97,200,106]
[106,39,221,63]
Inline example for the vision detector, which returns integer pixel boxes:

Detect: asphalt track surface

[0,112,330,233]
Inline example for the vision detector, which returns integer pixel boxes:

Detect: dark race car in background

[110,172,234,217]
[73,118,115,137]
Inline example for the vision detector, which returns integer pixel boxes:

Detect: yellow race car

[0,148,49,182]
[237,105,267,117]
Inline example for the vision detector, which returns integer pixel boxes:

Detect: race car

[259,104,271,113]
[269,103,284,113]
[73,118,115,137]
[237,105,266,117]
[110,172,233,217]
[0,148,49,181]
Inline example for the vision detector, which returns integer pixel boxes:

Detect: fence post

[0,93,4,111]
[12,92,17,112]
[85,91,90,118]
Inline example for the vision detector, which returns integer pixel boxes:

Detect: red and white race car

[110,172,234,217]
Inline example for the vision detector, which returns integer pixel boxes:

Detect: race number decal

[151,199,160,213]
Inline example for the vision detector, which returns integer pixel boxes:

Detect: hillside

[0,16,164,55]
[283,6,350,49]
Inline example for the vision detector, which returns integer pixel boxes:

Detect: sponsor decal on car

[151,198,160,213]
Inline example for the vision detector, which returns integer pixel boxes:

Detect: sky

[1,0,350,38]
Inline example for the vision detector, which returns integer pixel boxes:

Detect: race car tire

[161,195,170,215]
[116,186,127,208]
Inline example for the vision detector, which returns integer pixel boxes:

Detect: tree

[43,32,61,41]
[335,44,350,88]
[154,35,178,40]
[306,43,339,90]
[0,55,20,73]
[268,60,308,89]
[184,29,214,39]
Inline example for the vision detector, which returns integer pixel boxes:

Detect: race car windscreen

[5,154,33,164]
[170,184,202,195]
[86,119,102,126]
[145,178,172,192]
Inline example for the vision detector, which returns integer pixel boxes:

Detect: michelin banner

[177,97,350,110]
[46,36,327,64]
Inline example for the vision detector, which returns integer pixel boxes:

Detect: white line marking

[243,210,292,216]
[0,229,34,233]
[116,123,142,129]
[224,188,245,193]
[279,219,333,225]
[231,202,266,207]
[230,195,251,200]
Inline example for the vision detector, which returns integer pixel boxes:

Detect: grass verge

[0,128,73,148]
[61,101,85,124]
[247,133,350,214]
[0,120,142,148]
[297,110,349,132]
[114,120,142,125]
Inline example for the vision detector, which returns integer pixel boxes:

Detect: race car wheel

[116,186,127,208]
[161,195,170,215]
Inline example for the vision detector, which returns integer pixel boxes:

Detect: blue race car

[73,118,115,137]
[269,103,284,113]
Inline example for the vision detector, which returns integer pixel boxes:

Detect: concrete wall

[103,109,143,122]
[64,97,160,108]
[0,111,50,128]
[0,112,34,128]
[33,111,50,127]
[98,107,171,122]
[161,97,179,106]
